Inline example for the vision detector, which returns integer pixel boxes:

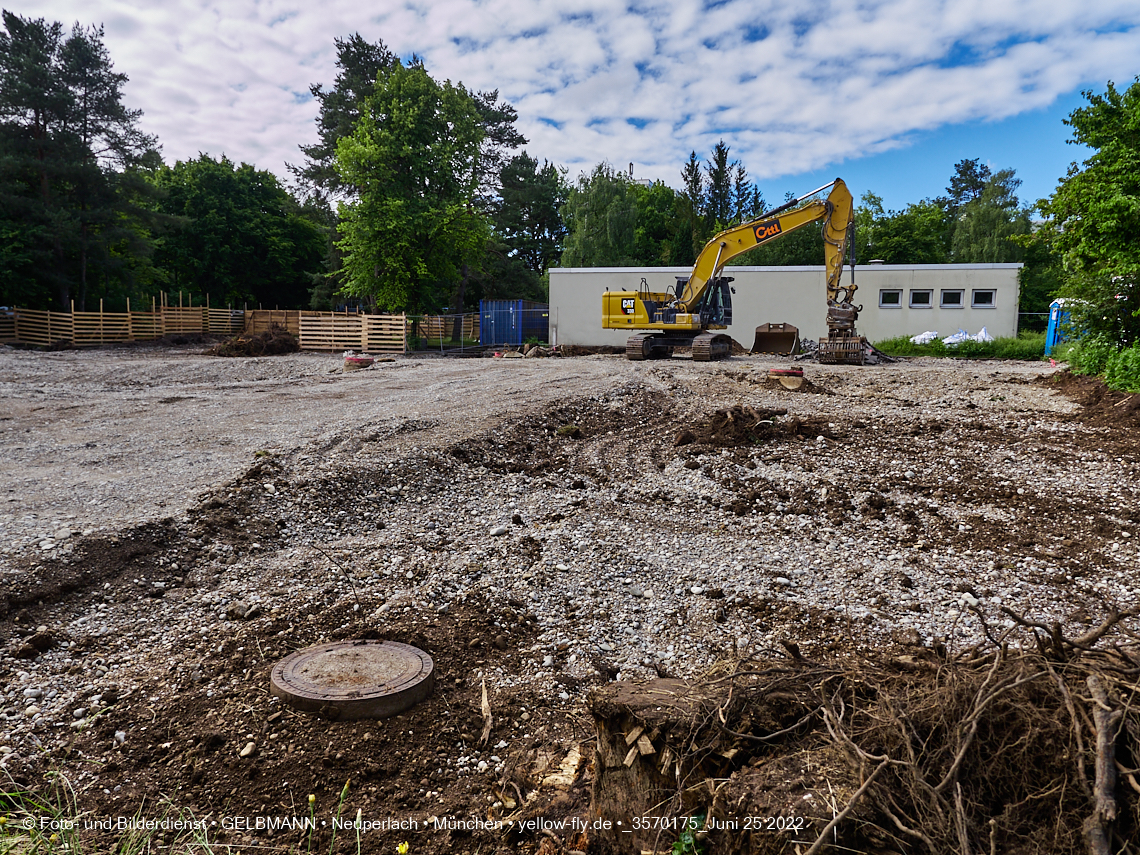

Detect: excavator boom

[602,177,866,362]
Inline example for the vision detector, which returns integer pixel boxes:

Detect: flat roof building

[548,263,1021,347]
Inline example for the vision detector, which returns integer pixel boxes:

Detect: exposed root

[587,608,1140,854]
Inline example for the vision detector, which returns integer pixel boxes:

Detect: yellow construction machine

[602,178,866,362]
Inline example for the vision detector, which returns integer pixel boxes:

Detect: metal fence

[407,313,481,353]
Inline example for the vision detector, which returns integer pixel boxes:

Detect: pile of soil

[1039,368,1140,428]
[557,344,625,357]
[206,326,299,357]
[672,404,835,447]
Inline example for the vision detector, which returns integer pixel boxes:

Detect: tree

[334,63,487,312]
[629,180,691,266]
[492,152,567,275]
[705,139,734,225]
[732,162,764,223]
[856,192,950,264]
[0,12,158,310]
[559,163,637,267]
[292,33,398,197]
[679,150,707,258]
[1039,79,1140,345]
[295,34,524,201]
[152,155,325,309]
[944,157,992,213]
[950,169,1031,263]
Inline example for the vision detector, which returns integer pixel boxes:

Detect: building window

[941,289,964,308]
[879,289,902,308]
[909,289,933,308]
[972,289,996,308]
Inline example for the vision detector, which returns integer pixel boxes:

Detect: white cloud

[12,0,1140,185]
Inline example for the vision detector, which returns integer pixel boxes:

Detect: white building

[548,263,1021,347]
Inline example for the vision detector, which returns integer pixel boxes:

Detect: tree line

[0,11,1136,348]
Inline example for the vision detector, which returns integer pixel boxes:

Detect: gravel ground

[1,344,1138,853]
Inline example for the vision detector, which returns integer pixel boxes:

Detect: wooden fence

[1,304,409,354]
[1,304,244,348]
[245,309,301,336]
[297,312,406,353]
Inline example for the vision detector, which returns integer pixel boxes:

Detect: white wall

[549,264,1021,347]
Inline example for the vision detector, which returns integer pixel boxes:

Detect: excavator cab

[696,277,733,327]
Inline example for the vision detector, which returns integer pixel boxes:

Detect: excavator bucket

[751,323,799,356]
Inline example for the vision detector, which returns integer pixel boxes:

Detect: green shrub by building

[873,332,1045,360]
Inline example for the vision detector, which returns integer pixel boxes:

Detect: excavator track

[691,332,733,362]
[626,334,673,360]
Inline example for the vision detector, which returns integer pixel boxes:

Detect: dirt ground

[2,344,1139,854]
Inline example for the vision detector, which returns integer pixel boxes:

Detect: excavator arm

[676,178,856,314]
[602,177,866,362]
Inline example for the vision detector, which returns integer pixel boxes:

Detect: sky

[13,0,1140,210]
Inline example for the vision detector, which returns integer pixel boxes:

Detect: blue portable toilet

[1044,299,1070,355]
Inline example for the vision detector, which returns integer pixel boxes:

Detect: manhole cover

[269,640,434,720]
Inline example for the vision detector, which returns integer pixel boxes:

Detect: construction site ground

[1,344,1139,854]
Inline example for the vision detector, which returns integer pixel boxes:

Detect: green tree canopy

[628,180,693,267]
[492,152,567,275]
[334,62,487,312]
[1040,78,1140,344]
[559,163,637,267]
[950,168,1031,263]
[0,11,159,311]
[295,34,524,202]
[152,154,325,309]
[856,192,950,264]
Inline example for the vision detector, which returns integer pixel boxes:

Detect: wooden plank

[299,314,365,351]
[0,311,16,343]
[129,312,163,340]
[13,309,73,347]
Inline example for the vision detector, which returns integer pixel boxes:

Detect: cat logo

[754,220,782,241]
[621,297,636,315]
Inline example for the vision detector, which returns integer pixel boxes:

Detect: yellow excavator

[602,178,865,362]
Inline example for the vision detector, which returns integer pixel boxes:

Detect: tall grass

[873,331,1045,360]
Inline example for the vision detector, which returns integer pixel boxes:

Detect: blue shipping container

[479,300,549,346]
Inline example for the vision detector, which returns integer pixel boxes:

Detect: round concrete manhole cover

[269,640,434,719]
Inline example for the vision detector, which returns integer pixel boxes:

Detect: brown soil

[206,326,300,357]
[672,404,835,448]
[1037,368,1140,428]
[556,345,626,357]
[4,351,1140,855]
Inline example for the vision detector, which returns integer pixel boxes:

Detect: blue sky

[14,1,1140,211]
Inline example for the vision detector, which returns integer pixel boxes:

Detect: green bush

[1065,335,1116,376]
[874,332,1045,360]
[1104,341,1140,392]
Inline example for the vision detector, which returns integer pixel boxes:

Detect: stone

[28,632,55,653]
[73,708,87,719]
[240,741,256,758]
[490,525,509,537]
[225,601,251,620]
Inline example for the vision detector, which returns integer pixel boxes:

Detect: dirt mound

[206,325,299,357]
[1038,369,1140,429]
[588,611,1140,855]
[673,404,834,447]
[558,344,625,357]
